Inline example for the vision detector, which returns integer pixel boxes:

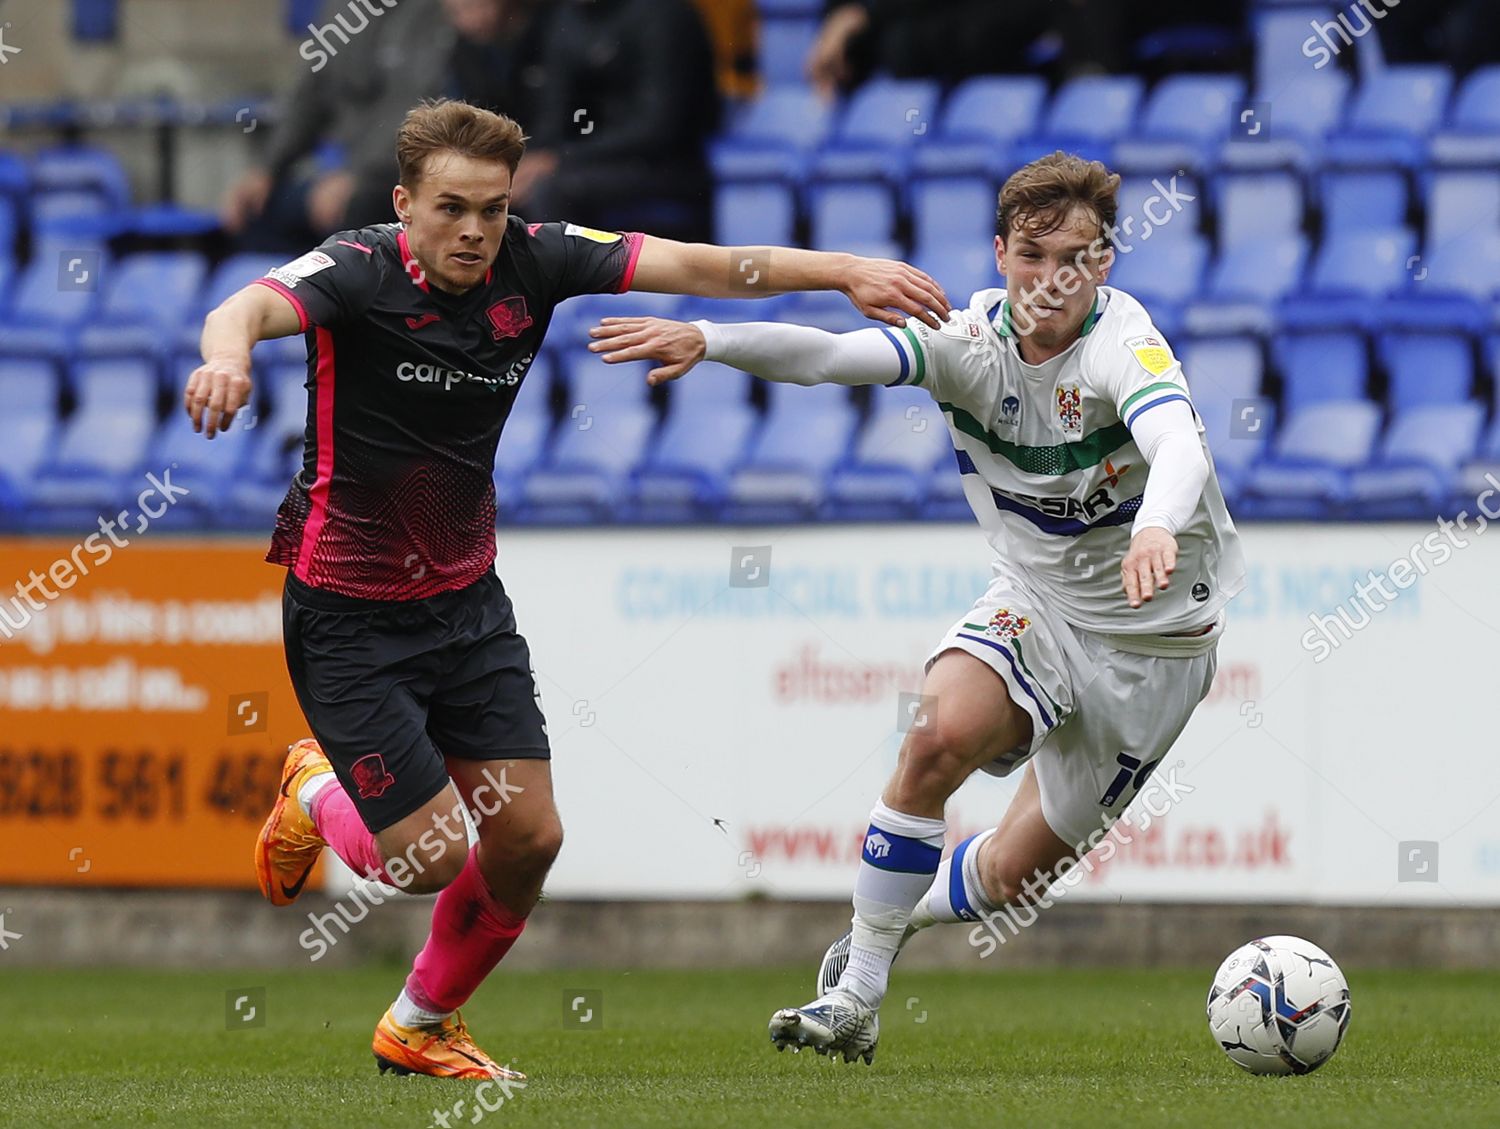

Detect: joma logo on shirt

[1003,485,1118,520]
[396,361,499,392]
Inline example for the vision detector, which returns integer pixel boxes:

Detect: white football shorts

[927,567,1220,850]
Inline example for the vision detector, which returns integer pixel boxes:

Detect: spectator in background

[510,0,720,244]
[806,0,1126,97]
[221,0,446,252]
[447,0,555,121]
[691,0,760,99]
[223,0,552,253]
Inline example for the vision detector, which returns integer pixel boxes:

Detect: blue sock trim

[947,833,983,922]
[861,825,942,874]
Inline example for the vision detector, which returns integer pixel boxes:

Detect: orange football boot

[372,1007,526,1081]
[253,738,332,905]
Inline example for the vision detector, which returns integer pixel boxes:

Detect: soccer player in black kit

[184,99,949,1080]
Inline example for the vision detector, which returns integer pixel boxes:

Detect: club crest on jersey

[350,753,396,799]
[1057,384,1083,433]
[487,295,534,341]
[999,395,1021,428]
[985,607,1031,641]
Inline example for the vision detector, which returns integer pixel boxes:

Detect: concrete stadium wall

[2,891,1497,971]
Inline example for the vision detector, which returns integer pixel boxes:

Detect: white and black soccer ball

[1206,935,1352,1075]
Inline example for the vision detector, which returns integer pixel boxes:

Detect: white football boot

[815,926,918,998]
[768,990,880,1064]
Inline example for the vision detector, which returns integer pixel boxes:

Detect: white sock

[296,770,337,819]
[837,800,945,1011]
[912,828,999,928]
[391,987,451,1029]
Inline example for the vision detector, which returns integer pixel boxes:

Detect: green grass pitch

[6,966,1498,1128]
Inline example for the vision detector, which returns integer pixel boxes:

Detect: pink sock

[310,783,388,882]
[405,848,528,1013]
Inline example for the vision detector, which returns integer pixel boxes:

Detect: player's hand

[588,317,707,385]
[184,357,253,439]
[841,258,950,330]
[1121,526,1178,609]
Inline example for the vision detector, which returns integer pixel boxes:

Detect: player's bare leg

[771,651,1031,1062]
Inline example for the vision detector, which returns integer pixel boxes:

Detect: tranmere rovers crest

[1056,383,1083,433]
[986,607,1032,641]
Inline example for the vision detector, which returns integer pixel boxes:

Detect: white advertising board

[335,522,1500,906]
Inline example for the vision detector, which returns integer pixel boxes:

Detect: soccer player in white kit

[588,152,1246,1063]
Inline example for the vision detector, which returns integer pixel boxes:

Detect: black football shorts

[282,569,550,833]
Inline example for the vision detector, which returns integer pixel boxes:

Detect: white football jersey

[885,285,1246,635]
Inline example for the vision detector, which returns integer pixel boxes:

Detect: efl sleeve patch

[1125,333,1175,376]
[266,250,336,288]
[563,223,622,244]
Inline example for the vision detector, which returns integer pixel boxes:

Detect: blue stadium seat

[812,78,943,181]
[1419,233,1500,300]
[714,181,797,247]
[758,0,821,14]
[1117,174,1204,240]
[31,144,131,211]
[1424,171,1500,249]
[228,360,309,523]
[909,76,1048,177]
[1453,409,1500,506]
[910,178,994,253]
[1254,7,1340,93]
[29,358,158,525]
[549,291,684,353]
[1276,331,1369,413]
[1220,70,1352,172]
[759,19,819,88]
[1378,332,1473,410]
[722,381,857,522]
[711,87,834,181]
[518,359,656,523]
[914,243,998,304]
[807,181,896,250]
[0,252,109,358]
[1216,172,1304,248]
[145,394,256,528]
[1205,234,1308,303]
[632,362,757,522]
[1238,401,1381,519]
[200,254,285,322]
[1179,335,1268,501]
[1114,75,1243,171]
[1324,66,1455,168]
[1305,227,1415,297]
[1430,65,1500,165]
[825,386,948,519]
[0,359,60,524]
[491,356,555,519]
[79,252,212,363]
[1040,75,1143,141]
[1318,169,1407,233]
[1346,402,1483,517]
[1106,235,1209,308]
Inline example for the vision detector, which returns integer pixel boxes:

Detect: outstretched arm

[626,236,950,329]
[1118,399,1210,608]
[588,316,907,387]
[185,284,303,439]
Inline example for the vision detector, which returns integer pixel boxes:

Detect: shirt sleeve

[696,321,903,386]
[882,310,997,415]
[526,221,646,303]
[251,234,386,331]
[1127,397,1209,536]
[1099,329,1193,429]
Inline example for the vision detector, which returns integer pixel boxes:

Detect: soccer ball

[1206,935,1352,1075]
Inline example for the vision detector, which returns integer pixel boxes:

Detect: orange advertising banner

[0,538,320,888]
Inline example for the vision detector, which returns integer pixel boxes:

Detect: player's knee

[894,724,981,803]
[483,816,564,873]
